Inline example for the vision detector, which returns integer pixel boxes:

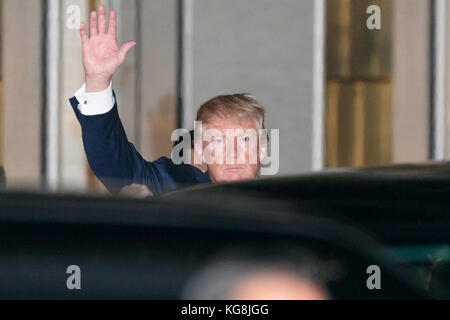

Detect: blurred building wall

[392,0,430,163]
[139,0,177,162]
[446,0,450,159]
[110,0,139,145]
[326,0,392,168]
[0,1,2,164]
[60,0,90,192]
[187,0,323,175]
[326,0,435,167]
[2,0,43,188]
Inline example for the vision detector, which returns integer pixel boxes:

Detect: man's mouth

[224,166,244,173]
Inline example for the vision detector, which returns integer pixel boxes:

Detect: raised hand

[79,5,136,92]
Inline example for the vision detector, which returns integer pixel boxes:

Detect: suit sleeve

[69,93,164,194]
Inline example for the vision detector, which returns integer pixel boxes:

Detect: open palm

[80,6,135,90]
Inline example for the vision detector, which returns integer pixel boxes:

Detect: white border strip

[46,0,61,190]
[312,0,326,171]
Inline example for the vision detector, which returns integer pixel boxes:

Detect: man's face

[199,117,263,183]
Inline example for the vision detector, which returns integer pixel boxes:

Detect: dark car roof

[0,190,434,299]
[164,161,450,244]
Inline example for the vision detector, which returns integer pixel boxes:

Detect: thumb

[118,41,137,60]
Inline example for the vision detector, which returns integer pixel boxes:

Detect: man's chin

[216,172,252,183]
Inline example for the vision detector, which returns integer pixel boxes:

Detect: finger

[107,9,117,39]
[79,22,88,42]
[98,5,106,34]
[90,10,98,37]
[118,41,136,60]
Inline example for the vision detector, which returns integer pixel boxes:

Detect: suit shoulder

[151,157,209,182]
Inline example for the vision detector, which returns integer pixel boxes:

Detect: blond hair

[196,94,265,129]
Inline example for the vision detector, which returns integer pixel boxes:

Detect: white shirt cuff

[74,81,115,116]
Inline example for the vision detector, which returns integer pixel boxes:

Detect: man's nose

[225,137,238,159]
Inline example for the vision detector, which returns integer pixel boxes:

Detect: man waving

[70,5,267,195]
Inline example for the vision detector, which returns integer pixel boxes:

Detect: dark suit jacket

[69,93,211,195]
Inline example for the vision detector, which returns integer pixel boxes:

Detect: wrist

[85,74,111,92]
